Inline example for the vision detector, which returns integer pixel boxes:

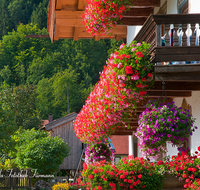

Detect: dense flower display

[135,100,197,158]
[81,156,163,190]
[74,41,153,144]
[85,143,115,165]
[79,146,200,190]
[83,0,130,36]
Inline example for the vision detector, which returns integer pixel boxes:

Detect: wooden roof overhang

[47,0,160,42]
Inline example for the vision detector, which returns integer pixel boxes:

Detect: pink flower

[137,43,141,46]
[131,48,136,52]
[131,75,139,81]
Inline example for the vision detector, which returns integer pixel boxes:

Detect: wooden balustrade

[134,14,200,63]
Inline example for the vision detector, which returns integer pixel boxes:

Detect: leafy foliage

[11,128,71,174]
[0,84,41,130]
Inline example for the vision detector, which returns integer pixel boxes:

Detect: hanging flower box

[85,143,115,165]
[74,41,154,144]
[83,0,130,36]
[135,100,197,159]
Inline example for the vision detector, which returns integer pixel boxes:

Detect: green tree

[11,128,71,174]
[0,101,17,155]
[30,0,49,29]
[0,84,41,130]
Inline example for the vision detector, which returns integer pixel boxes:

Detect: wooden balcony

[134,14,200,82]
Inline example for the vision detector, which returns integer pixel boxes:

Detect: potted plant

[135,100,197,158]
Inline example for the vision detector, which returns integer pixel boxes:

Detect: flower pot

[163,176,185,190]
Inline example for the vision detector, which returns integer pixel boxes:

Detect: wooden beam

[25,34,49,38]
[123,8,153,17]
[56,10,83,19]
[147,91,192,97]
[56,18,83,26]
[95,35,100,41]
[78,0,84,10]
[154,63,200,73]
[155,47,200,62]
[56,0,62,10]
[54,24,59,41]
[73,27,80,41]
[154,73,200,82]
[119,17,147,25]
[150,81,200,91]
[129,0,160,7]
[115,35,121,41]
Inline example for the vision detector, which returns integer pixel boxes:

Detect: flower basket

[85,143,115,165]
[135,100,197,158]
[83,0,130,36]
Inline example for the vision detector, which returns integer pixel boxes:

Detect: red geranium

[125,66,133,74]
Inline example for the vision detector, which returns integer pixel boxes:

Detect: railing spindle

[182,24,188,46]
[191,23,196,46]
[174,24,179,46]
[195,23,200,46]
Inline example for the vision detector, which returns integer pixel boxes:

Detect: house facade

[47,0,200,160]
[127,0,200,158]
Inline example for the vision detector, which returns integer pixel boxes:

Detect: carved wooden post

[156,24,161,46]
[165,24,170,46]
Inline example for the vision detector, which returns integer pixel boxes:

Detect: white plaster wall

[127,26,141,155]
[189,0,200,13]
[127,26,142,45]
[167,0,178,14]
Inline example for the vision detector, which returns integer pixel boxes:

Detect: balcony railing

[134,14,200,63]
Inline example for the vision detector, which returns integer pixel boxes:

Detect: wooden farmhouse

[46,0,200,159]
[45,112,84,177]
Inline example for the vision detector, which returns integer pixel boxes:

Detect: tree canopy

[11,128,71,174]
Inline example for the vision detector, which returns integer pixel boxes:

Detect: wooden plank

[78,0,84,10]
[56,10,83,19]
[49,0,56,42]
[129,0,160,7]
[154,64,200,73]
[152,14,200,25]
[155,73,200,82]
[150,81,200,91]
[147,90,191,97]
[115,35,121,41]
[56,0,62,10]
[95,35,100,41]
[119,17,147,25]
[54,24,59,40]
[56,18,83,26]
[73,27,80,41]
[25,34,50,38]
[123,7,153,17]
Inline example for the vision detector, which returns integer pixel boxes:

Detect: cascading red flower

[74,41,154,144]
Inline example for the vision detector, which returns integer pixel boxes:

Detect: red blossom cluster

[81,156,162,190]
[83,0,129,36]
[74,41,153,144]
